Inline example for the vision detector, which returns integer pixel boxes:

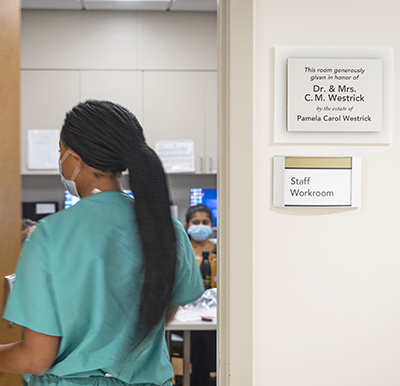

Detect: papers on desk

[174,288,217,322]
[174,307,216,322]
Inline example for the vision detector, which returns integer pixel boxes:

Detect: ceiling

[21,0,217,12]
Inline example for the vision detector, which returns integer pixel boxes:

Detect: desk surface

[166,318,217,331]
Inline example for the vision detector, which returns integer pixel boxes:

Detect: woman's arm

[0,328,60,375]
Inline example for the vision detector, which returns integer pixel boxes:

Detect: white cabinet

[80,71,144,122]
[20,70,80,175]
[21,11,217,71]
[143,71,217,174]
[138,12,217,71]
[20,70,217,175]
[205,72,217,174]
[21,11,139,70]
[20,11,218,176]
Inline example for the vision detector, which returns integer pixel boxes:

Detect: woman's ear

[67,149,82,163]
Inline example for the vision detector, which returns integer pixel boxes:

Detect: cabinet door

[20,70,80,175]
[143,71,207,173]
[205,72,217,174]
[21,11,138,70]
[80,71,143,122]
[138,12,217,71]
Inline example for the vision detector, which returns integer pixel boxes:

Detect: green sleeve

[3,221,62,336]
[170,218,205,305]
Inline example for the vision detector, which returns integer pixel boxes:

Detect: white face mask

[59,150,82,198]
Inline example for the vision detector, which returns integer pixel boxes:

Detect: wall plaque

[287,58,382,132]
[274,46,393,144]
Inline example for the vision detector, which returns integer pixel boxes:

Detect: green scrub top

[3,192,204,385]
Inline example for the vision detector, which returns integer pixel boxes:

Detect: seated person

[21,218,36,244]
[185,204,217,288]
[185,204,217,386]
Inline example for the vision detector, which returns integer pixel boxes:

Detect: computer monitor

[64,190,134,209]
[64,192,80,209]
[190,188,217,227]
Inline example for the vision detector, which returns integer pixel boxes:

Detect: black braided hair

[61,100,176,340]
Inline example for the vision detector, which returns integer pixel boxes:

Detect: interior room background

[20,9,217,225]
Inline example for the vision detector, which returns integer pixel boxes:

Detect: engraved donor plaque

[287,58,382,132]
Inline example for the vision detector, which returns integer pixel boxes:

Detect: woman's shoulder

[39,192,133,225]
[171,216,187,239]
[36,205,75,227]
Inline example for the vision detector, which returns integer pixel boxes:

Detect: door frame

[0,1,22,385]
[218,0,255,385]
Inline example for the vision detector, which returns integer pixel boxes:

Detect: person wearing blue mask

[185,204,217,386]
[185,204,217,288]
[1,100,204,386]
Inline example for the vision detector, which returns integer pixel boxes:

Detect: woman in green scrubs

[1,100,204,386]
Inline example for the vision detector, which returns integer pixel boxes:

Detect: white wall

[254,0,400,385]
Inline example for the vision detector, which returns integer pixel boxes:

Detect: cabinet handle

[200,157,203,173]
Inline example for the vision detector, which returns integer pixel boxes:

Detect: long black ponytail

[61,100,176,340]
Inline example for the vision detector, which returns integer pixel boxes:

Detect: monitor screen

[190,188,217,227]
[64,190,134,209]
[64,192,80,209]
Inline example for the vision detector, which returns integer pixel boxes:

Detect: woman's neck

[92,176,123,193]
[78,169,123,198]
[191,239,214,255]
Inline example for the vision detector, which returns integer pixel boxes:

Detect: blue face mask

[187,225,213,242]
[59,150,82,198]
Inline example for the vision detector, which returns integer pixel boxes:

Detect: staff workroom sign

[287,58,383,132]
[273,156,362,208]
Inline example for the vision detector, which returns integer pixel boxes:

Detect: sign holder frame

[273,156,362,208]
